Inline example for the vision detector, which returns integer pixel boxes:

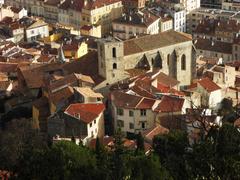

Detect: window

[117,120,124,127]
[31,30,34,34]
[90,123,92,127]
[91,131,94,137]
[129,110,134,117]
[113,63,117,69]
[94,120,96,124]
[140,109,146,116]
[129,123,134,129]
[117,108,124,116]
[181,54,186,70]
[141,122,145,129]
[112,47,116,57]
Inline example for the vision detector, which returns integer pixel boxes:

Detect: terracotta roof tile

[64,103,105,124]
[198,77,221,92]
[194,38,232,54]
[156,72,180,87]
[143,125,169,141]
[136,98,155,109]
[49,86,74,105]
[154,95,184,112]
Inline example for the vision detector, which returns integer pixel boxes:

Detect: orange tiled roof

[154,95,184,113]
[65,103,105,123]
[198,77,221,93]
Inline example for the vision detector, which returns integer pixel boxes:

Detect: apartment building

[187,8,240,33]
[222,0,240,11]
[112,10,160,40]
[193,19,240,43]
[81,0,123,36]
[177,0,201,14]
[154,2,186,32]
[194,38,233,62]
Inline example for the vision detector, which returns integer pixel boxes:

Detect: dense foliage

[0,120,240,180]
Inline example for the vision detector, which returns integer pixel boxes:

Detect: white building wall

[87,114,101,139]
[26,25,49,42]
[209,89,222,108]
[113,106,155,133]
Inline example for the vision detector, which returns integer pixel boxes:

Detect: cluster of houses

[0,0,239,153]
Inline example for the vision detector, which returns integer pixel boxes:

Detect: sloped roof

[124,30,192,56]
[74,87,103,98]
[198,77,221,93]
[111,91,155,109]
[143,125,169,141]
[156,72,180,87]
[154,95,184,113]
[194,38,232,54]
[64,103,105,123]
[27,20,48,30]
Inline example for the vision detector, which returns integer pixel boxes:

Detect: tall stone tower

[97,38,125,84]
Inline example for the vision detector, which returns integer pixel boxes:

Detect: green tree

[129,154,173,180]
[109,129,130,180]
[214,124,240,179]
[136,132,144,154]
[153,130,189,180]
[15,141,98,180]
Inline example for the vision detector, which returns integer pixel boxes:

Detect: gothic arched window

[181,54,186,70]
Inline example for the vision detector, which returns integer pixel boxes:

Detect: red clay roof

[143,124,169,141]
[111,91,155,109]
[156,72,180,87]
[154,95,184,113]
[198,77,221,93]
[65,103,105,124]
[136,98,155,109]
[194,38,232,54]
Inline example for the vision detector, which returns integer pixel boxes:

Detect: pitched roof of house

[64,103,105,124]
[49,86,74,105]
[74,87,103,98]
[154,95,184,112]
[113,10,159,27]
[49,73,94,93]
[124,30,192,56]
[142,125,169,141]
[62,51,105,85]
[27,20,48,30]
[0,62,18,73]
[198,77,221,93]
[111,91,155,109]
[194,38,232,54]
[156,72,180,87]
